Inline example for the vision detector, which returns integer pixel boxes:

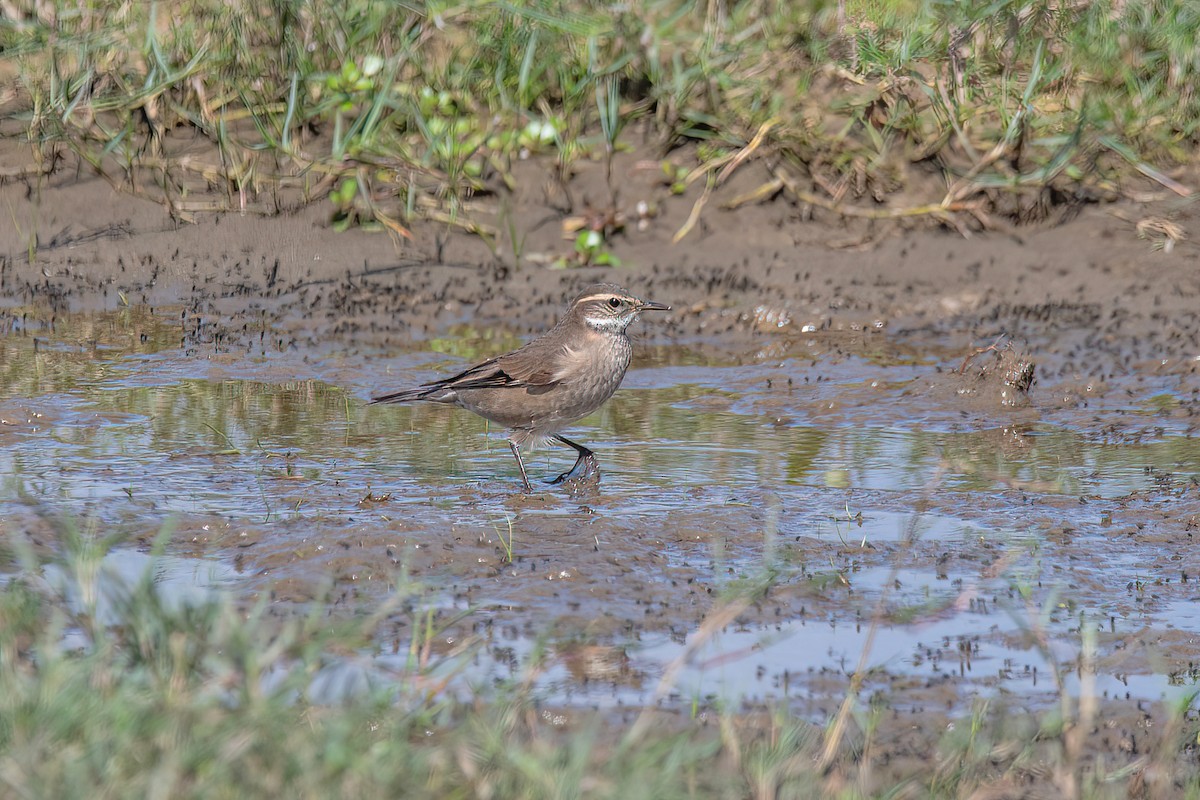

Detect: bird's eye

[608,297,622,309]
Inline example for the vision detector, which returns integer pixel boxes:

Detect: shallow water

[3,306,1199,714]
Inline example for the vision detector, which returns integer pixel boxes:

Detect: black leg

[551,434,594,458]
[508,441,534,493]
[549,434,600,485]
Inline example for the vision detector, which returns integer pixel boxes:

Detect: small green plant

[494,512,515,564]
[566,229,621,268]
[324,57,383,128]
[329,176,366,232]
[662,162,689,195]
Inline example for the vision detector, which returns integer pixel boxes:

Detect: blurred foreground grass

[0,522,816,799]
[2,0,1198,239]
[1,521,1198,798]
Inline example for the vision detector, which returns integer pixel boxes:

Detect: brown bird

[371,283,670,491]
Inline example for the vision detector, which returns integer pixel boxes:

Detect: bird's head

[569,284,670,333]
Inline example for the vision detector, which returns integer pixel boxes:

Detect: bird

[370,283,669,492]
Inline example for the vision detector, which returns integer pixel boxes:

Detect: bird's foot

[549,453,601,487]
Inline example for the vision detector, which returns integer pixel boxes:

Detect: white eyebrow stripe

[578,292,623,305]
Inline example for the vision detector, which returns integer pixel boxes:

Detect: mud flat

[3,153,1200,793]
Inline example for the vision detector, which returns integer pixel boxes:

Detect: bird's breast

[551,333,631,416]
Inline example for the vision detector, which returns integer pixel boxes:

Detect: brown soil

[5,136,1199,383]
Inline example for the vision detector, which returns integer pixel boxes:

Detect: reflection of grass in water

[0,306,181,399]
[0,306,179,351]
[7,362,1195,519]
[420,337,724,371]
[3,304,1194,524]
[426,330,526,363]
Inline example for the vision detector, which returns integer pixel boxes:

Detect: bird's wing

[426,358,541,391]
[500,335,590,385]
[427,338,567,392]
[372,336,577,405]
[370,356,522,404]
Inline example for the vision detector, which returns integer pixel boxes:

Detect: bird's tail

[369,386,440,405]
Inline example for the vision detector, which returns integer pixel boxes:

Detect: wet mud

[4,145,1200,789]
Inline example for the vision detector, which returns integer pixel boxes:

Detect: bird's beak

[638,300,671,312]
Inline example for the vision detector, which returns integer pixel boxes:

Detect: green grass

[2,0,1198,238]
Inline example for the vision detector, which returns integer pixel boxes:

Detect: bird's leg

[508,441,534,493]
[549,434,600,485]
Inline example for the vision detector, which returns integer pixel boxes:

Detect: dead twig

[723,177,784,210]
[774,167,986,225]
[1101,135,1193,197]
[0,161,58,180]
[672,176,713,243]
[674,118,777,242]
[626,596,752,743]
[1134,216,1186,252]
[958,334,1009,374]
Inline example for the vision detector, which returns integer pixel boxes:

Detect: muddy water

[3,306,1199,715]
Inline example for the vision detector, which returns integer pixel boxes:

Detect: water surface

[3,306,1197,713]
